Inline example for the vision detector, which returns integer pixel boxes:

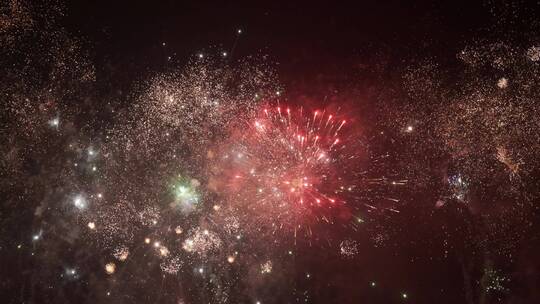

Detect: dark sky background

[3,1,540,304]
[64,1,491,89]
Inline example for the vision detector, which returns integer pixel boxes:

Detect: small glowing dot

[87,222,96,230]
[92,166,97,171]
[237,29,242,34]
[198,267,204,274]
[198,53,204,58]
[222,52,227,57]
[402,293,408,299]
[370,282,376,287]
[406,125,413,132]
[105,263,116,275]
[159,247,169,256]
[73,196,86,209]
[17,244,22,249]
[32,234,39,241]
[144,238,151,244]
[49,118,59,127]
[153,241,160,248]
[97,193,102,198]
[227,256,235,263]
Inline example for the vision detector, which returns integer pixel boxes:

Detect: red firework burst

[209,104,360,234]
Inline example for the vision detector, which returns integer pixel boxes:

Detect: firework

[170,176,201,214]
[208,105,366,239]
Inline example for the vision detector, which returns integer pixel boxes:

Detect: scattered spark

[113,246,129,261]
[260,260,272,274]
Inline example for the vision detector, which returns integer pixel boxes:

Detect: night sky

[2,1,540,303]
